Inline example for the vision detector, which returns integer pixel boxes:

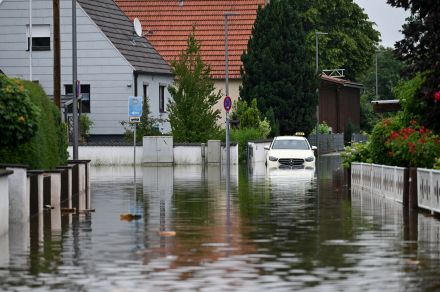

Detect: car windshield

[272,139,310,150]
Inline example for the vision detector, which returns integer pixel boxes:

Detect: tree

[139,96,161,137]
[387,0,440,132]
[298,0,380,80]
[167,28,223,142]
[240,0,317,135]
[357,47,404,131]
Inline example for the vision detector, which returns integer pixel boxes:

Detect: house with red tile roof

[116,0,267,123]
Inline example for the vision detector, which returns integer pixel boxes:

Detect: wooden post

[53,0,61,108]
[402,168,409,207]
[408,167,418,210]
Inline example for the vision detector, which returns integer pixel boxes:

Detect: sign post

[128,96,142,173]
[224,95,232,192]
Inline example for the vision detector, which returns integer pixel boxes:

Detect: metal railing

[352,162,407,203]
[417,168,440,214]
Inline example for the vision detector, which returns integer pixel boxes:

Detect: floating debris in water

[405,259,420,265]
[158,231,176,237]
[77,209,95,214]
[120,214,142,221]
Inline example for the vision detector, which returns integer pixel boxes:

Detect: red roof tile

[115,0,266,79]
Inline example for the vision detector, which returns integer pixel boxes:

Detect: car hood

[267,149,314,159]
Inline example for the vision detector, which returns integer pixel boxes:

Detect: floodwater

[1,155,440,291]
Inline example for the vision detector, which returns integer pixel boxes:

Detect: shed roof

[321,75,363,89]
[115,0,266,79]
[78,0,171,75]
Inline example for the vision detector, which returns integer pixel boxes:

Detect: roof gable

[115,0,266,79]
[78,0,171,75]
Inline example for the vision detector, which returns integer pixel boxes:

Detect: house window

[65,84,91,113]
[143,83,148,109]
[26,24,50,51]
[159,85,166,113]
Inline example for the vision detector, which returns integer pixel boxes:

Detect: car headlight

[305,156,314,162]
[268,156,278,161]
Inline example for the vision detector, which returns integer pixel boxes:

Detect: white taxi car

[264,136,316,168]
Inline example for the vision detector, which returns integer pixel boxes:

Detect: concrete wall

[0,170,12,236]
[68,146,143,165]
[5,167,29,224]
[0,0,173,135]
[220,143,239,165]
[174,145,204,165]
[68,142,238,166]
[248,141,272,164]
[142,136,173,165]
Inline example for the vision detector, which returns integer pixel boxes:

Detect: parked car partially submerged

[264,136,317,169]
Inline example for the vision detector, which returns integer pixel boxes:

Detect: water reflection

[2,158,440,290]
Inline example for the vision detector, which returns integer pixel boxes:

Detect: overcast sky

[354,0,410,48]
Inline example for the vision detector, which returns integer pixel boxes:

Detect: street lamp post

[375,50,379,99]
[315,31,328,155]
[224,12,239,193]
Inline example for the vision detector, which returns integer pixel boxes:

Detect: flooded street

[1,155,440,291]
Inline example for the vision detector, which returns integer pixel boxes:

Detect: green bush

[341,142,371,168]
[310,121,332,135]
[0,75,39,147]
[231,127,266,163]
[0,77,68,169]
[369,117,403,166]
[434,157,440,170]
[79,114,94,143]
[230,98,271,162]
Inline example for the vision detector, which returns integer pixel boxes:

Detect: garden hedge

[0,75,68,169]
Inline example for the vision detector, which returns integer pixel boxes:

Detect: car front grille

[278,158,304,167]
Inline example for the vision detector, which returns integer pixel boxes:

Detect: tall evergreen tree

[387,0,440,132]
[167,28,222,142]
[240,0,317,135]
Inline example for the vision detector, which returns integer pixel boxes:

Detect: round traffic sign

[224,96,232,112]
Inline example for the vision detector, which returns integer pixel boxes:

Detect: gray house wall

[0,0,172,135]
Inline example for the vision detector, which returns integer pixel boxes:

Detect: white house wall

[136,74,171,134]
[0,0,172,135]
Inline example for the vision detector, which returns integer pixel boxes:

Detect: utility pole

[53,0,61,108]
[72,0,79,159]
[29,0,32,81]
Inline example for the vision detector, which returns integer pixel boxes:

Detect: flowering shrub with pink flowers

[435,91,440,103]
[385,120,440,168]
[343,117,440,168]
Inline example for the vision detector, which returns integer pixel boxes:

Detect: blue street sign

[224,96,232,112]
[128,96,143,117]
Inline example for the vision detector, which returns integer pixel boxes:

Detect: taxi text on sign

[128,96,143,117]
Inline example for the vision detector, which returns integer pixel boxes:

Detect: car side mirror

[264,146,270,150]
[311,146,317,150]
